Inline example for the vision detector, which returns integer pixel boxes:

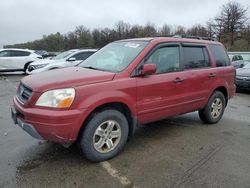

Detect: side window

[11,51,30,57]
[145,46,180,74]
[72,52,94,61]
[0,50,11,57]
[209,44,230,67]
[183,46,210,69]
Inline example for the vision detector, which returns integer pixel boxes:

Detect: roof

[117,37,221,45]
[0,48,34,52]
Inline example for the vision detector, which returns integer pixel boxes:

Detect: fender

[205,78,229,106]
[76,90,137,117]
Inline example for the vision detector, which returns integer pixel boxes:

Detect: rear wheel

[79,109,129,162]
[199,91,226,124]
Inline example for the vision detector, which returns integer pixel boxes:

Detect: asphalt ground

[0,74,250,188]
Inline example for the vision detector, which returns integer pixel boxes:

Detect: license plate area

[11,107,22,124]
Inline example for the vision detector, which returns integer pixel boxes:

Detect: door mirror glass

[67,57,76,62]
[141,64,156,76]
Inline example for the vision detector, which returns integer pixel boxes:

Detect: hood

[22,67,115,92]
[236,68,250,77]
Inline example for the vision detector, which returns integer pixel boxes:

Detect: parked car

[0,48,42,72]
[236,62,250,90]
[11,37,235,162]
[228,54,249,68]
[26,49,97,74]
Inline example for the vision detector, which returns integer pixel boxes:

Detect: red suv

[11,37,235,162]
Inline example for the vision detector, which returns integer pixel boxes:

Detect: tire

[199,91,226,124]
[24,62,33,74]
[79,109,129,162]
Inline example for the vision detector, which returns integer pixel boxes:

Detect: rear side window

[183,46,210,69]
[10,50,31,57]
[209,44,230,67]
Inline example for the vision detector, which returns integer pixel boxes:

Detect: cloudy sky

[0,0,249,48]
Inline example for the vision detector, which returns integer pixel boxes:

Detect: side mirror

[67,57,76,62]
[141,64,156,76]
[239,63,244,68]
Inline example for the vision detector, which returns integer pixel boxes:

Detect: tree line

[4,1,250,51]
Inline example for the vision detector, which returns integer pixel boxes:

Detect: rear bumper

[12,96,87,143]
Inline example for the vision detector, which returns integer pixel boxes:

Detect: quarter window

[145,46,180,74]
[209,44,230,67]
[183,46,210,69]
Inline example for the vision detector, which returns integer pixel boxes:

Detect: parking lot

[0,74,250,188]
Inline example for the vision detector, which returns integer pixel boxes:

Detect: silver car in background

[26,49,97,74]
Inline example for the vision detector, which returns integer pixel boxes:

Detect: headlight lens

[36,88,75,108]
[31,64,48,70]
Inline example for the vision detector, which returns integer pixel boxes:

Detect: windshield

[243,62,250,69]
[78,41,148,72]
[53,50,75,60]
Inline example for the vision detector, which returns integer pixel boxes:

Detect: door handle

[174,77,184,83]
[208,73,216,78]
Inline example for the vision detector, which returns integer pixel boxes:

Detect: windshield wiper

[82,66,105,71]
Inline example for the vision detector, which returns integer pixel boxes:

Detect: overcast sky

[0,0,249,48]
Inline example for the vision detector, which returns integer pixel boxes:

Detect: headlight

[32,64,48,69]
[36,88,75,108]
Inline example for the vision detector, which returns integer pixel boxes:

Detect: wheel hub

[93,120,121,153]
[211,98,223,119]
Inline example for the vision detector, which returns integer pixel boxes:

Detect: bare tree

[115,20,131,39]
[241,25,250,50]
[187,24,208,37]
[174,25,186,35]
[215,1,248,47]
[159,24,172,36]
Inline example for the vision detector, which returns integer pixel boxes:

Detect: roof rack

[172,35,216,41]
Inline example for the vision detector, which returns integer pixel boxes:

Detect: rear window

[183,46,210,69]
[209,44,230,67]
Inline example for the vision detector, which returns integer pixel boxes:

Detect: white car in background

[26,49,97,74]
[0,48,42,72]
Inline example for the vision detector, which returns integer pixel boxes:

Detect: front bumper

[236,80,250,90]
[11,107,44,140]
[12,96,87,143]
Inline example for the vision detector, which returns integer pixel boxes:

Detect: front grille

[17,83,32,104]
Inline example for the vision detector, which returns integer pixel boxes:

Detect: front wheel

[199,91,226,124]
[79,109,129,162]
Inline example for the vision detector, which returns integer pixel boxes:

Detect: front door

[136,44,188,124]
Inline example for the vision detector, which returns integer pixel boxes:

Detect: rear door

[136,43,190,124]
[8,50,31,69]
[180,43,214,111]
